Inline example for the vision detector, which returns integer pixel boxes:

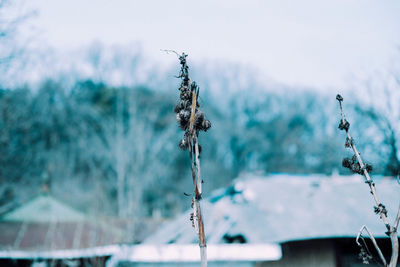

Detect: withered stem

[171,51,207,267]
[337,95,399,267]
[356,225,387,266]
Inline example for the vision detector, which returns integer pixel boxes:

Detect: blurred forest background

[1,0,400,238]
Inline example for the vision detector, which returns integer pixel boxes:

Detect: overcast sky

[24,0,400,90]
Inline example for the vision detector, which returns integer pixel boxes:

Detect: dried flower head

[173,53,211,139]
[358,246,373,264]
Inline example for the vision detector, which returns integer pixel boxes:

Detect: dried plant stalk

[168,51,211,267]
[356,225,387,266]
[336,94,399,267]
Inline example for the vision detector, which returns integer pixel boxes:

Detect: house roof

[0,221,127,252]
[145,174,400,244]
[1,194,87,223]
[0,194,130,254]
[107,244,282,266]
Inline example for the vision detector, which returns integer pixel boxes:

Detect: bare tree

[352,69,400,177]
[0,0,35,85]
[336,94,400,266]
[113,86,179,218]
[354,105,400,177]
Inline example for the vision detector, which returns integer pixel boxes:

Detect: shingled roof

[0,193,127,254]
[145,174,400,244]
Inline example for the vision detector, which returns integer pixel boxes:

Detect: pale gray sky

[24,0,400,90]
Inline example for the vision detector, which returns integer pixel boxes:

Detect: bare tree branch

[354,106,400,177]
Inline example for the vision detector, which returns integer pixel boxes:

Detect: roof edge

[107,244,282,265]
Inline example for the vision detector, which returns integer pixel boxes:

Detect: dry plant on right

[336,94,400,266]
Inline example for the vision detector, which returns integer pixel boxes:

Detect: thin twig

[356,225,387,266]
[395,203,400,230]
[160,49,180,57]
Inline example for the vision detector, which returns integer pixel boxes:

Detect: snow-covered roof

[145,174,400,244]
[107,244,282,266]
[1,194,86,223]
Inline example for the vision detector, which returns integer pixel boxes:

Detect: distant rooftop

[145,174,400,244]
[0,194,128,253]
[107,244,282,266]
[1,194,87,223]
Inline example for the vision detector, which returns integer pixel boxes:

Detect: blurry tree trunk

[116,89,126,218]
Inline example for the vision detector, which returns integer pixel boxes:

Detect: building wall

[117,262,254,267]
[257,239,336,267]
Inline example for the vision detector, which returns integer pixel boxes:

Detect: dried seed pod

[365,164,373,173]
[190,212,195,228]
[182,100,190,109]
[174,103,182,113]
[177,109,190,130]
[345,137,353,148]
[179,109,190,121]
[202,119,211,132]
[180,90,191,101]
[179,138,189,150]
[338,119,350,131]
[176,113,181,123]
[342,157,351,169]
[358,247,372,264]
[374,203,387,217]
[351,163,362,174]
[194,110,205,130]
